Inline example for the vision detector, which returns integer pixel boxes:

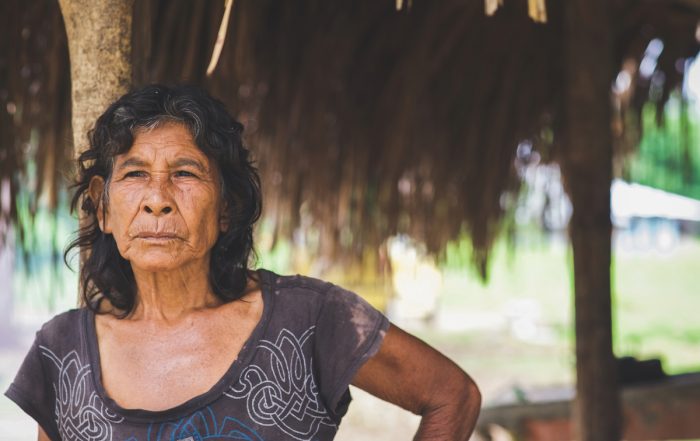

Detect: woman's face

[91,123,225,273]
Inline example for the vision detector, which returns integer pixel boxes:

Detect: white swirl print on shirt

[39,346,123,441]
[225,326,336,440]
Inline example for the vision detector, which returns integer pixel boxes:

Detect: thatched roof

[1,0,699,274]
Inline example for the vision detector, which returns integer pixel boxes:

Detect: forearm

[413,379,481,441]
[351,324,482,440]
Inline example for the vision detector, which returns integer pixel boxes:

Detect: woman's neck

[129,259,220,323]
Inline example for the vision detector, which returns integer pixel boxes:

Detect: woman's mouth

[135,232,180,242]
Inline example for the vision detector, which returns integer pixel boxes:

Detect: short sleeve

[313,284,390,422]
[5,331,60,441]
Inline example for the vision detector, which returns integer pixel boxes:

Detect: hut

[1,0,699,439]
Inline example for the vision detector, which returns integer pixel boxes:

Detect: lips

[134,232,181,242]
[136,232,178,238]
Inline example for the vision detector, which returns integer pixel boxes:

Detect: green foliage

[625,96,700,199]
[12,195,77,312]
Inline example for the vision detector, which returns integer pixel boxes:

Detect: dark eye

[174,170,197,178]
[124,170,146,178]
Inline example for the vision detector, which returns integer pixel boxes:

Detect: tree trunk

[562,0,621,440]
[59,0,133,303]
[58,0,134,156]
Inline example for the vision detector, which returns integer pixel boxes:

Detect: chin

[132,262,185,273]
[128,252,191,273]
[131,262,187,273]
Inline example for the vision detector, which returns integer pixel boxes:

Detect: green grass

[614,240,700,373]
[430,235,700,390]
[441,239,574,329]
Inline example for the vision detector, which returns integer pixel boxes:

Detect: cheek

[180,187,222,243]
[105,184,143,234]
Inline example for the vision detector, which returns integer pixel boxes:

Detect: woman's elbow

[415,371,482,441]
[425,369,481,420]
[453,372,482,418]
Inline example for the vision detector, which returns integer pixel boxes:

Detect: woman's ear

[88,176,110,233]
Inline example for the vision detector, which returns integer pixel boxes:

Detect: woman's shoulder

[35,307,85,346]
[258,269,361,323]
[258,268,376,315]
[260,268,335,296]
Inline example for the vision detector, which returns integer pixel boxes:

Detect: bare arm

[352,324,481,441]
[38,425,50,441]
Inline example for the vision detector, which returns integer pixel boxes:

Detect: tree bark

[562,0,621,440]
[58,0,134,156]
[59,0,133,302]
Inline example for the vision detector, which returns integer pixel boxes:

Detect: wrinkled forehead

[112,122,214,172]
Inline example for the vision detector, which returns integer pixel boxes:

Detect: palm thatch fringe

[0,0,698,275]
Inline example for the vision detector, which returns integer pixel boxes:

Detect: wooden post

[58,0,133,302]
[58,0,133,156]
[562,0,621,439]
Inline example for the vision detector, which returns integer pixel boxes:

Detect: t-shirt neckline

[83,269,275,424]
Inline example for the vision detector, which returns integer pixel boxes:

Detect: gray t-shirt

[5,269,390,441]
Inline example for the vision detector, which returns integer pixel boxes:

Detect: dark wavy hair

[65,84,262,315]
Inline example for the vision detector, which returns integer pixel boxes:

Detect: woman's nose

[142,179,175,215]
[144,204,172,215]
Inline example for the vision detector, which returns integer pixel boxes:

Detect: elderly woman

[6,85,480,441]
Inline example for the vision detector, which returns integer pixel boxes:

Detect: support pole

[58,0,133,157]
[562,0,621,439]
